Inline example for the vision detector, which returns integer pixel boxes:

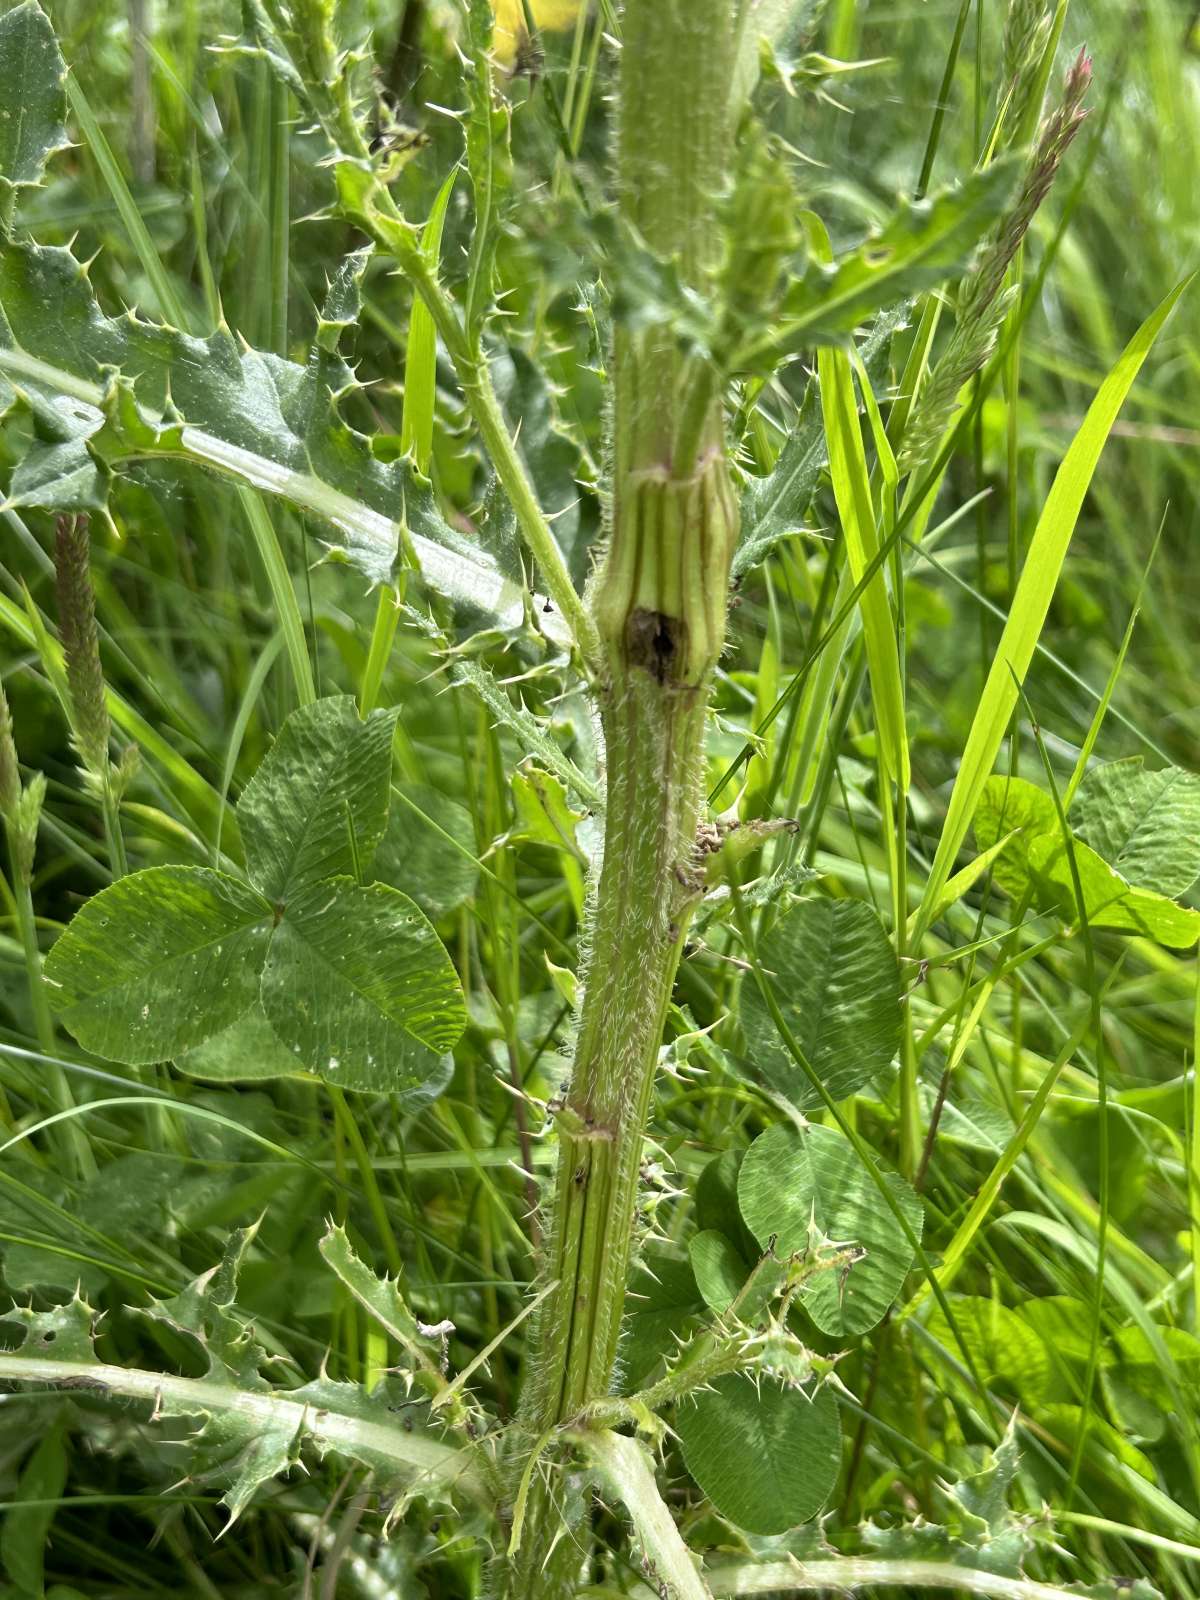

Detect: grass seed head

[0,680,20,819]
[54,513,111,783]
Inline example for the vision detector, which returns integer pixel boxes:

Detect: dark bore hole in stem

[626,607,685,685]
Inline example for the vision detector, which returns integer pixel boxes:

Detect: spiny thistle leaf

[0,2,70,198]
[223,0,376,161]
[450,658,600,804]
[492,348,590,575]
[316,245,373,354]
[4,1290,100,1362]
[0,238,534,628]
[863,1423,1035,1580]
[140,1224,269,1388]
[317,1223,470,1421]
[319,1222,427,1355]
[0,1250,483,1529]
[736,160,1020,365]
[732,0,828,110]
[735,385,824,580]
[720,125,804,332]
[4,383,112,511]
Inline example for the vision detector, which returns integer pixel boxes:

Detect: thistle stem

[503,4,739,1592]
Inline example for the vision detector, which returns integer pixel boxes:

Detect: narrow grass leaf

[402,168,456,472]
[914,273,1195,940]
[811,213,909,789]
[0,1411,68,1595]
[906,828,1017,939]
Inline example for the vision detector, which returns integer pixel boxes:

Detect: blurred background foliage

[1,0,1200,1595]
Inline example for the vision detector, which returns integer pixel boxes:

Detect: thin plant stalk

[0,683,94,1177]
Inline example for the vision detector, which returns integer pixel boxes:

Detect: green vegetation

[1,0,1199,1596]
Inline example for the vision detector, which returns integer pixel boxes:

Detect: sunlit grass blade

[912,273,1194,943]
[361,170,457,716]
[401,169,457,473]
[817,335,910,790]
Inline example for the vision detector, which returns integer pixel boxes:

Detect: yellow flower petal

[491,0,582,61]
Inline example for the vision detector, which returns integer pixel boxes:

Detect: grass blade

[912,273,1194,942]
[815,294,909,785]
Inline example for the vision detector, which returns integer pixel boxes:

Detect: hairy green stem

[503,3,739,1593]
